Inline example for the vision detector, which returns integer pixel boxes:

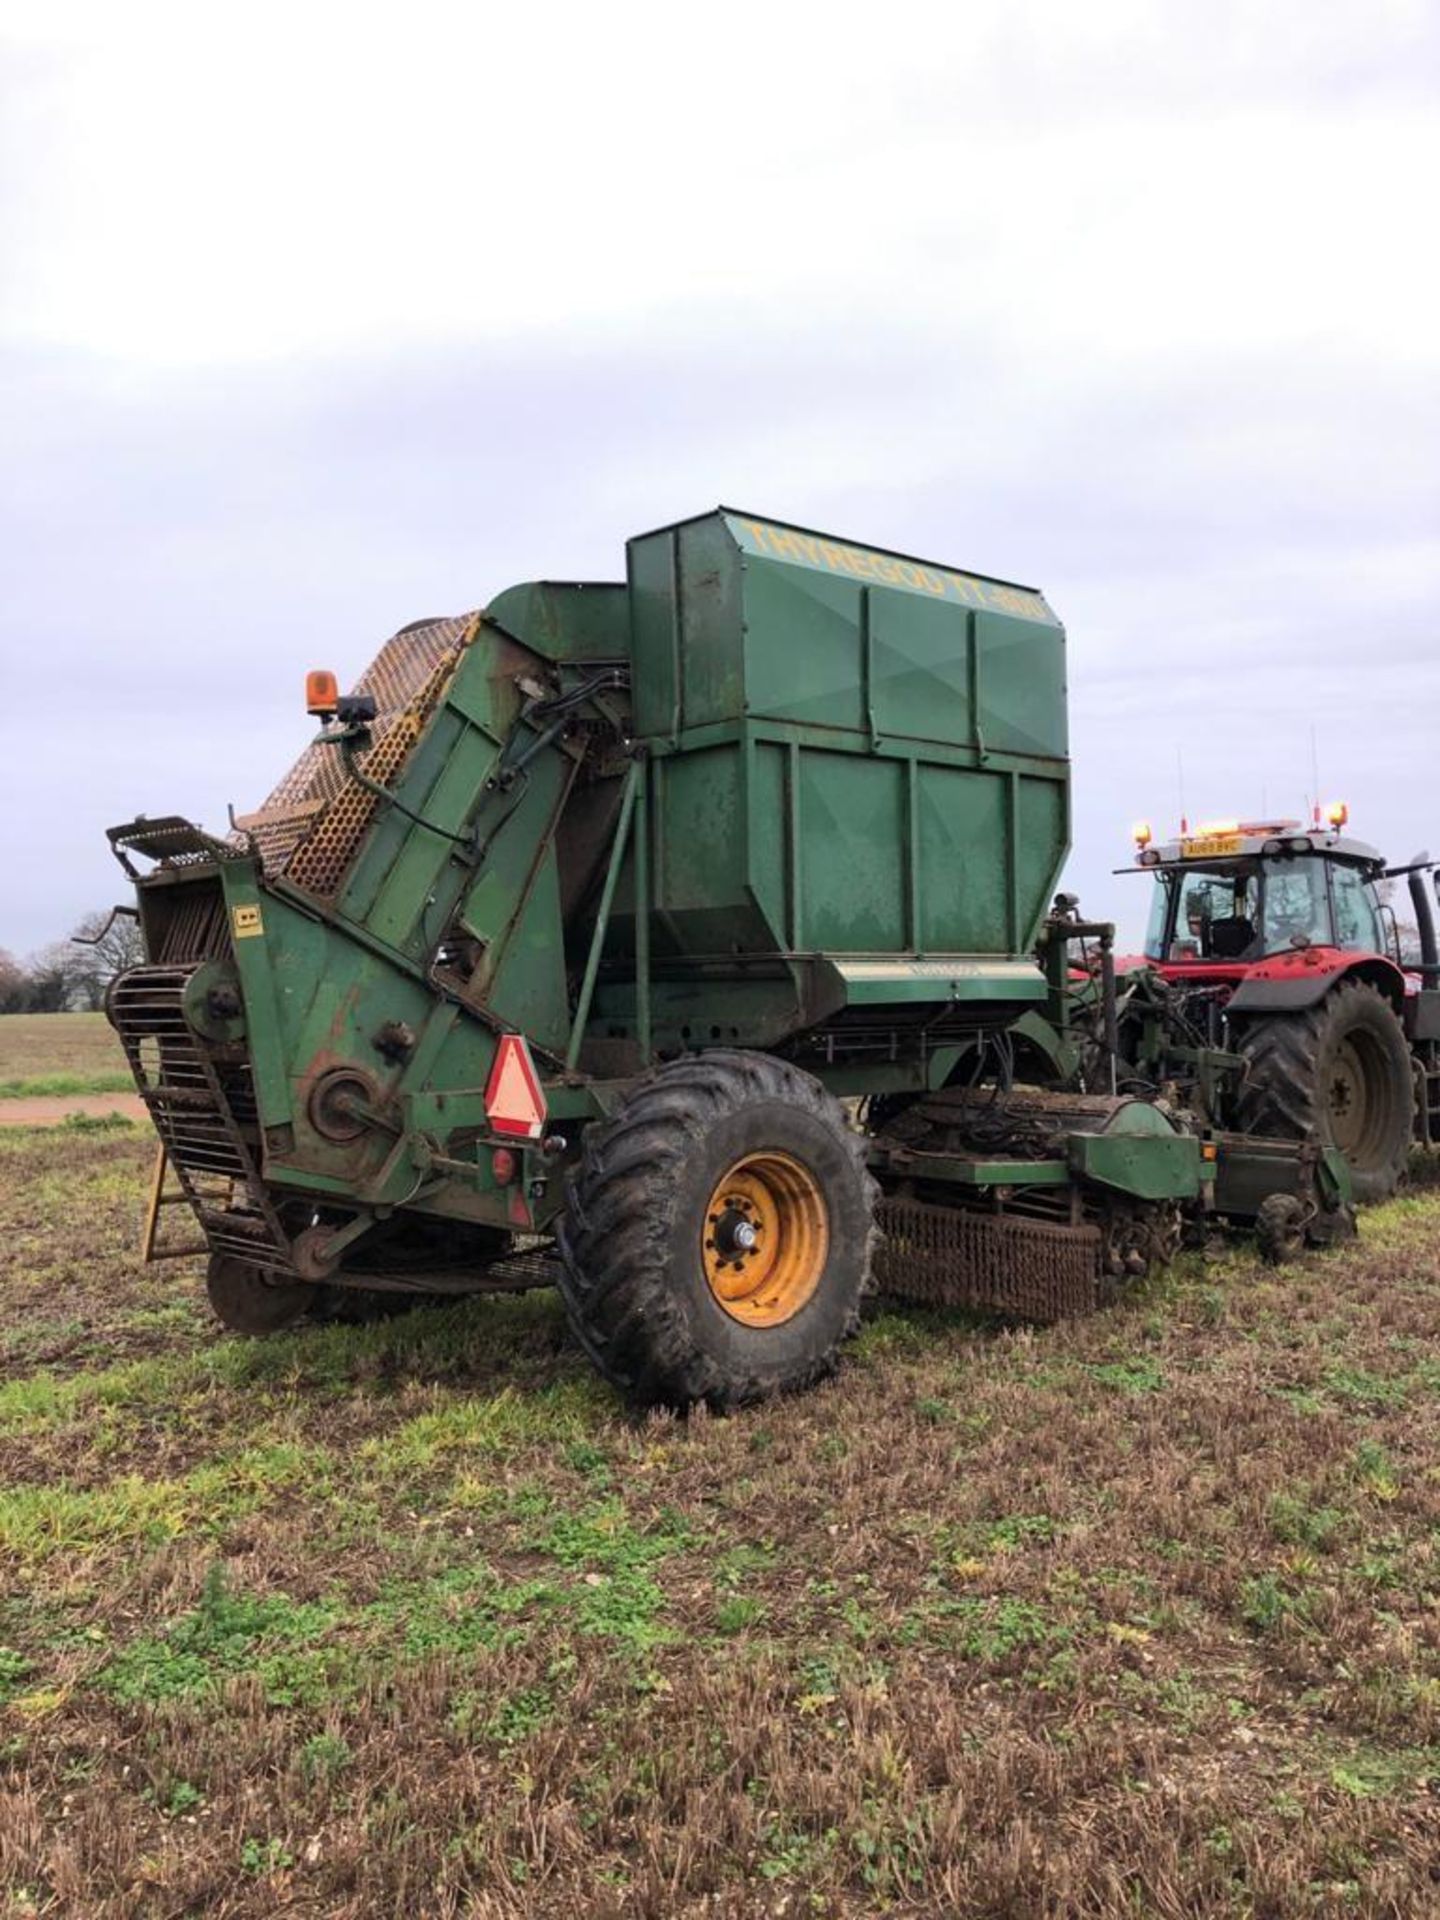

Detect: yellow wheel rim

[701,1150,828,1327]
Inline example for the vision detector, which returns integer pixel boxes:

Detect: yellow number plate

[1181,833,1244,859]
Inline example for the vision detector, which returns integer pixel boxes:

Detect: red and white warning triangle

[484,1033,547,1140]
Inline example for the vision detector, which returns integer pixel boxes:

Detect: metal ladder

[109,966,296,1272]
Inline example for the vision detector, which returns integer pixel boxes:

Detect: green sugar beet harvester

[106,510,1345,1407]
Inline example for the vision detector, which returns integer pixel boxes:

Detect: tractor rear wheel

[1234,981,1413,1204]
[557,1051,878,1411]
[206,1253,313,1334]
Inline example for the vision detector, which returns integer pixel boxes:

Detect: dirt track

[0,1092,145,1127]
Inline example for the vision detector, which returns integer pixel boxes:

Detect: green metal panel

[338,689,500,939]
[647,742,772,954]
[742,561,867,734]
[625,509,1070,975]
[219,866,296,1126]
[365,708,499,953]
[974,610,1067,760]
[871,592,971,746]
[878,1156,1072,1187]
[1210,1137,1353,1221]
[799,751,906,950]
[916,764,1009,952]
[677,512,746,732]
[628,529,679,740]
[725,513,1058,627]
[824,958,1047,1007]
[1015,774,1070,949]
[1068,1130,1202,1202]
[749,740,789,945]
[486,581,629,661]
[459,750,574,1055]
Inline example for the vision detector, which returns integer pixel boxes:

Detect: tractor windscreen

[1144,854,1377,961]
[1146,864,1262,961]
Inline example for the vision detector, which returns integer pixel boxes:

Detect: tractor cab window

[1149,865,1261,961]
[1329,862,1383,953]
[1143,875,1170,960]
[1260,856,1333,953]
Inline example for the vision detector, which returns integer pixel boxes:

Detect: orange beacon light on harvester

[306,670,340,718]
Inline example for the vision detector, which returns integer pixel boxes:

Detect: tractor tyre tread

[1233,980,1412,1204]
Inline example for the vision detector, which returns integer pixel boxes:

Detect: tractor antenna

[1309,725,1321,827]
[1176,746,1187,835]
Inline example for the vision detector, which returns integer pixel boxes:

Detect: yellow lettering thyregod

[733,518,1049,623]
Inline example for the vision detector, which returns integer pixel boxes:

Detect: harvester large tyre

[557,1051,878,1411]
[1234,982,1413,1205]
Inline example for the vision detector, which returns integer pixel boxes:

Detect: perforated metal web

[237,613,477,898]
[873,1195,1103,1321]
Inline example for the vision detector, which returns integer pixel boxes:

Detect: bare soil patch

[0,1095,144,1128]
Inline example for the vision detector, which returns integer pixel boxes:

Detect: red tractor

[1126,808,1440,1203]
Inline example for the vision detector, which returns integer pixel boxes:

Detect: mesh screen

[237,613,477,897]
[874,1196,1103,1321]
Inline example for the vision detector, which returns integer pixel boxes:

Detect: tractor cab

[1131,813,1393,982]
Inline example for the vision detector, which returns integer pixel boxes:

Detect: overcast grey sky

[3,1,1437,956]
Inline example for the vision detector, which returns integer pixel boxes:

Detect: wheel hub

[713,1208,759,1255]
[1327,1038,1370,1155]
[701,1150,829,1327]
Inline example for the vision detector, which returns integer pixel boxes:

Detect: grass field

[4,1114,1440,1917]
[0,1013,130,1100]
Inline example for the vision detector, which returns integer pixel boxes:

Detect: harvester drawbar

[106,511,1340,1408]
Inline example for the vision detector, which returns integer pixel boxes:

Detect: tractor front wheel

[557,1051,878,1410]
[1234,981,1413,1204]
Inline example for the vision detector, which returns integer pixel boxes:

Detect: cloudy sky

[3,1,1437,957]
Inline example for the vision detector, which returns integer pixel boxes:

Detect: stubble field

[0,1013,129,1101]
[3,1017,1440,1917]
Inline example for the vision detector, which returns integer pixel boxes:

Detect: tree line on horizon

[0,910,146,1015]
